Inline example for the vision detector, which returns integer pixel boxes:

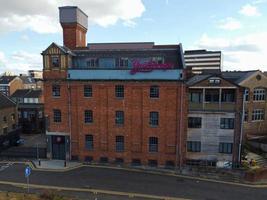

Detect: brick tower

[59,6,88,49]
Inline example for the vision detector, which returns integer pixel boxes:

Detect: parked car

[16,138,25,146]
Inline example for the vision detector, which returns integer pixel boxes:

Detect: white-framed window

[219,143,233,154]
[86,58,98,68]
[244,89,249,101]
[152,57,164,64]
[252,109,264,121]
[253,88,265,101]
[119,58,129,67]
[51,55,60,68]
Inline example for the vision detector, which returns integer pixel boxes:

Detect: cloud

[0,51,42,74]
[194,33,267,71]
[217,17,242,30]
[122,20,137,28]
[0,0,145,34]
[239,4,261,17]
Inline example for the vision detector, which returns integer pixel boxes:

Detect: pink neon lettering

[130,60,174,74]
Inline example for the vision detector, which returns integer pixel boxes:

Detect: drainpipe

[67,81,72,161]
[238,89,245,164]
[178,83,184,170]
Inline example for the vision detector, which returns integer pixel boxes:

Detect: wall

[187,112,235,162]
[241,72,267,137]
[44,80,187,166]
[0,106,18,135]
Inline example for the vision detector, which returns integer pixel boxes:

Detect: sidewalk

[31,159,82,171]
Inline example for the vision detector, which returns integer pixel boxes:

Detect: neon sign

[130,60,174,75]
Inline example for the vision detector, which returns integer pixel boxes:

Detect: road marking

[0,181,190,200]
[0,163,13,172]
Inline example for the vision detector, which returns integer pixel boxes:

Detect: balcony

[189,88,236,112]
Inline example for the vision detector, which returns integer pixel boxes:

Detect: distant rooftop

[0,92,16,109]
[84,42,180,50]
[0,76,17,84]
[184,49,221,54]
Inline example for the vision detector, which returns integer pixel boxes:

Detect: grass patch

[0,191,74,200]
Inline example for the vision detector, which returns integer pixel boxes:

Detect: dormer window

[152,57,164,64]
[119,58,129,67]
[87,58,98,68]
[209,78,221,84]
[51,56,60,68]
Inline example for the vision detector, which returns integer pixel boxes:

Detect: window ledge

[251,120,265,122]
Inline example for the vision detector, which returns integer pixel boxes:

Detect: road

[0,162,266,200]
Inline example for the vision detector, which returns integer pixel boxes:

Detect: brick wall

[44,80,187,166]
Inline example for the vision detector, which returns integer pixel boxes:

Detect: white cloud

[194,32,267,71]
[0,51,42,75]
[217,17,242,30]
[0,0,145,34]
[123,20,137,28]
[239,4,261,17]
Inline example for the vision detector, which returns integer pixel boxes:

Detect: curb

[1,160,267,188]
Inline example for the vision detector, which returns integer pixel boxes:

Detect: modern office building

[186,74,243,166]
[42,6,187,167]
[184,50,222,75]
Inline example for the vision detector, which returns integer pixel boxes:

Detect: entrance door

[52,136,66,160]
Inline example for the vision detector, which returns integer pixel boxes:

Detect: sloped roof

[42,42,75,56]
[11,89,42,98]
[19,76,36,84]
[186,74,211,86]
[0,76,17,84]
[0,92,16,109]
[221,70,258,84]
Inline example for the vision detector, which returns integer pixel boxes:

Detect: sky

[0,0,266,74]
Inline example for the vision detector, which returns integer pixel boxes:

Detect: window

[86,59,98,68]
[150,86,159,98]
[53,109,61,122]
[244,111,248,122]
[244,89,249,101]
[220,118,235,129]
[205,89,219,102]
[115,85,124,98]
[187,141,201,152]
[51,56,60,68]
[219,143,233,154]
[119,58,129,67]
[12,124,16,130]
[152,57,164,64]
[253,88,265,101]
[149,137,158,152]
[188,117,202,128]
[116,136,124,152]
[209,78,221,84]
[115,111,124,125]
[149,112,159,126]
[52,85,60,97]
[221,89,235,102]
[3,127,8,135]
[3,116,7,123]
[84,110,93,123]
[11,114,15,121]
[189,91,202,103]
[85,135,94,150]
[252,109,264,121]
[84,85,92,97]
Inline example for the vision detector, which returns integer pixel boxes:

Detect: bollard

[64,160,66,167]
[38,159,41,166]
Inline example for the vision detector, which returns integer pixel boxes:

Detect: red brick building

[43,6,187,167]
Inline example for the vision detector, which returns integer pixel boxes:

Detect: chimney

[59,6,88,49]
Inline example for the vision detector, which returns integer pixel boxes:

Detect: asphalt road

[0,163,266,200]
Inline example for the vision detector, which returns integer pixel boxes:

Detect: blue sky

[0,0,266,74]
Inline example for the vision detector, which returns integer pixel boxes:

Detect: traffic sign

[25,166,31,177]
